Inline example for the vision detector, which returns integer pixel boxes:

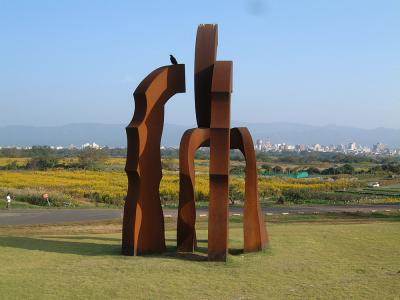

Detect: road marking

[282,212,289,215]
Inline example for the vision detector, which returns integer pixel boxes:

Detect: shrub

[0,188,76,207]
[78,148,107,169]
[26,156,59,170]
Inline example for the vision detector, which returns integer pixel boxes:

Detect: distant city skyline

[1,0,399,129]
[1,122,399,148]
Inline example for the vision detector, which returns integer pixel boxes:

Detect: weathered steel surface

[177,128,210,252]
[177,25,268,261]
[176,127,268,257]
[230,127,268,252]
[123,24,267,261]
[208,61,232,261]
[122,64,185,256]
[195,24,218,128]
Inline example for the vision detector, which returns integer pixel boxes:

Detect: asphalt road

[1,204,399,226]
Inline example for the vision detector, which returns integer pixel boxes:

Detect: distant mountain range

[0,122,399,148]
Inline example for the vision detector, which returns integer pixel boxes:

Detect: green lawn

[0,220,399,299]
[0,200,40,209]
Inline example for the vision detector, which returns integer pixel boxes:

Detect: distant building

[295,144,306,151]
[348,142,357,151]
[256,139,263,151]
[313,144,322,152]
[81,142,101,149]
[372,142,386,153]
[250,137,396,156]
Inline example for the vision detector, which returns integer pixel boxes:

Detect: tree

[337,164,354,174]
[161,158,178,171]
[25,146,59,170]
[26,156,59,170]
[78,148,107,169]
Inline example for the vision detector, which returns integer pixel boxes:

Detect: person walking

[6,193,12,209]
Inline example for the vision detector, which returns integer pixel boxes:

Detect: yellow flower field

[0,168,361,206]
[0,157,30,167]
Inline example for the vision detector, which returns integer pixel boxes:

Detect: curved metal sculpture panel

[230,127,269,252]
[122,64,185,256]
[177,128,210,252]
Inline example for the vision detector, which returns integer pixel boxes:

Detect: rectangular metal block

[209,129,230,175]
[210,93,231,129]
[168,64,186,93]
[211,61,233,93]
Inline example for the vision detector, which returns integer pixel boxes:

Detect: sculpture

[122,24,269,261]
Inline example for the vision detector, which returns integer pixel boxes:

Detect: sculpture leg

[208,131,230,261]
[177,128,210,252]
[230,127,269,252]
[122,65,185,255]
[208,61,233,261]
[122,127,141,255]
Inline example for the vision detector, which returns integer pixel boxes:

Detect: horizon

[0,120,400,131]
[1,1,399,130]
[0,122,399,148]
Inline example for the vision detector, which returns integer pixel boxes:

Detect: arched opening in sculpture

[177,128,268,254]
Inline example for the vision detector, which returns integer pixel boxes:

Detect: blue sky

[1,0,399,129]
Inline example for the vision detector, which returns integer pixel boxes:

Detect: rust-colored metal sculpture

[123,24,268,261]
[122,65,185,255]
[177,24,268,261]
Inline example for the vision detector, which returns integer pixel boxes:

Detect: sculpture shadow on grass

[165,238,244,259]
[0,236,244,261]
[0,236,120,256]
[42,236,120,242]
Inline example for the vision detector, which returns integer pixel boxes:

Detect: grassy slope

[0,200,40,209]
[0,221,399,299]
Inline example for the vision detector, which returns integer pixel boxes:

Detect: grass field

[0,217,399,299]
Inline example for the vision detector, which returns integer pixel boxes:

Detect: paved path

[0,209,123,225]
[0,204,399,226]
